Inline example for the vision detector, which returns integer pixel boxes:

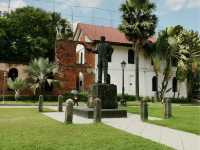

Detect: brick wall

[54,40,95,95]
[0,40,96,96]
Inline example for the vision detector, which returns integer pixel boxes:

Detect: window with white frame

[76,44,85,64]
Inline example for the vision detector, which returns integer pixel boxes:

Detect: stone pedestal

[92,83,118,109]
[74,108,127,118]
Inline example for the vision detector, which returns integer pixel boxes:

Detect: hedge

[0,95,58,102]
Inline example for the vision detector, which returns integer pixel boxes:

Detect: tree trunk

[134,42,140,101]
[187,77,193,102]
[155,72,159,101]
[15,90,20,102]
[160,59,171,102]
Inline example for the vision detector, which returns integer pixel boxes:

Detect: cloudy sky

[0,0,199,32]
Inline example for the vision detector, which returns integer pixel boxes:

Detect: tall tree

[156,26,189,101]
[143,41,161,100]
[119,0,157,100]
[0,6,72,62]
[176,30,200,101]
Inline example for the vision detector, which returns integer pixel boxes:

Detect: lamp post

[121,60,126,106]
[2,72,7,104]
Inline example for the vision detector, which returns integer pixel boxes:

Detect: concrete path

[103,114,200,150]
[43,110,200,150]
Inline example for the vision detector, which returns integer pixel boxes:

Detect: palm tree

[176,29,200,101]
[156,26,188,102]
[143,41,161,101]
[27,57,58,96]
[119,0,157,100]
[7,78,27,101]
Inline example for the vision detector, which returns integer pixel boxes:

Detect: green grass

[1,100,58,105]
[0,108,172,150]
[127,102,200,134]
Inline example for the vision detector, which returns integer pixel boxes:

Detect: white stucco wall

[95,45,187,98]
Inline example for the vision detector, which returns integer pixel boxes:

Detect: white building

[0,3,8,17]
[74,23,187,97]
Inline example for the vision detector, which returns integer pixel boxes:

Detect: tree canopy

[119,0,158,100]
[119,0,157,42]
[0,6,72,63]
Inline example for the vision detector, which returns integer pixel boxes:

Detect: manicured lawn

[1,100,58,105]
[0,108,172,150]
[127,102,200,134]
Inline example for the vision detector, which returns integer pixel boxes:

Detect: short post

[140,99,148,121]
[38,95,44,112]
[164,99,172,119]
[94,98,102,123]
[58,95,63,112]
[65,99,73,124]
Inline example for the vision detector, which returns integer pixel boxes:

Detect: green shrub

[0,95,57,102]
[0,95,35,101]
[117,95,143,101]
[64,92,88,102]
[170,97,190,103]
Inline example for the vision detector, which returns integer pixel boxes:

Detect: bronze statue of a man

[96,36,113,84]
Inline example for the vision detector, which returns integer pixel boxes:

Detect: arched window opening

[80,52,83,64]
[8,68,18,81]
[172,77,177,92]
[128,50,134,64]
[44,72,54,92]
[152,76,158,92]
[78,72,84,92]
[76,44,85,65]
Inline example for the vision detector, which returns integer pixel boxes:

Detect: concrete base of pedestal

[74,108,127,118]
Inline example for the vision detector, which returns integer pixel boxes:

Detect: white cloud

[166,0,187,11]
[0,2,8,11]
[75,0,102,7]
[187,0,200,8]
[56,0,102,7]
[0,0,26,12]
[166,0,200,11]
[10,0,27,10]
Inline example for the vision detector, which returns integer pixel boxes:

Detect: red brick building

[54,40,96,95]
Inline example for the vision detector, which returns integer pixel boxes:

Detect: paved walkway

[43,109,200,150]
[103,114,200,150]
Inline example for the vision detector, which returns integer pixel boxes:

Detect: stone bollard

[164,99,172,119]
[65,99,74,124]
[38,95,44,112]
[94,98,102,123]
[140,100,148,121]
[58,95,63,112]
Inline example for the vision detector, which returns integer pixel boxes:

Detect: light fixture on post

[121,60,126,106]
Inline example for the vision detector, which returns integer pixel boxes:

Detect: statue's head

[100,36,106,42]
